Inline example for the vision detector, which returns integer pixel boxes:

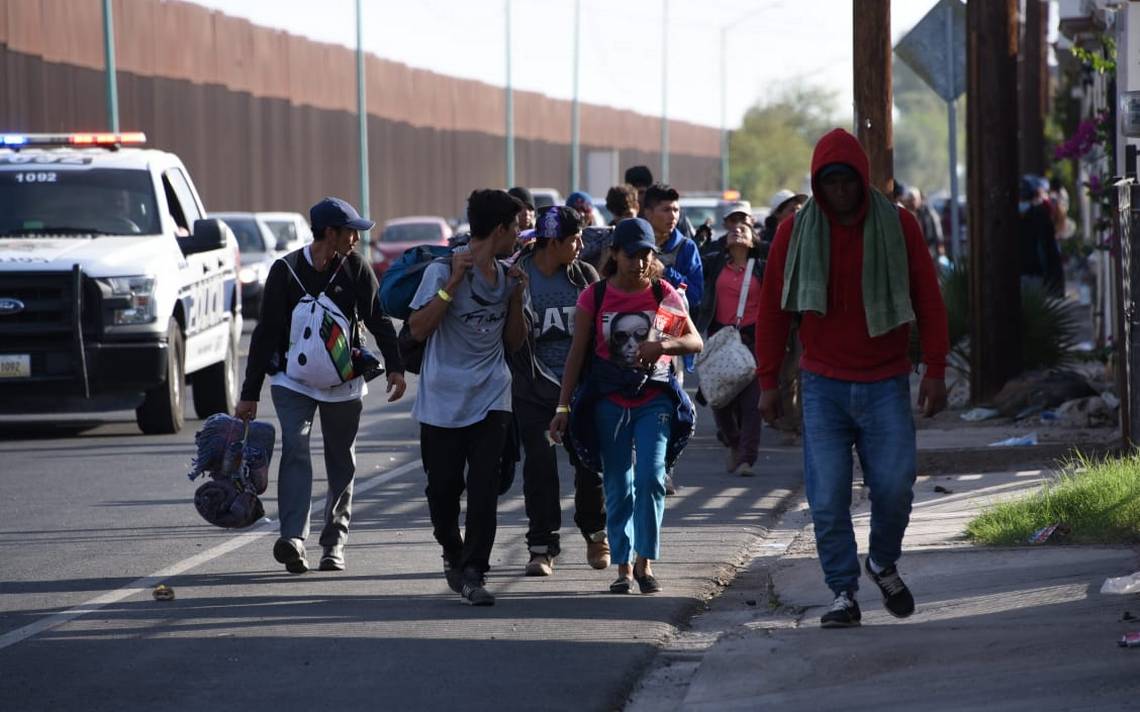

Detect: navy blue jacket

[566,358,696,474]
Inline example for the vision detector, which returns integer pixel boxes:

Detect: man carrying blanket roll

[755,128,949,629]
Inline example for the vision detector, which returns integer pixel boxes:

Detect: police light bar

[0,132,147,147]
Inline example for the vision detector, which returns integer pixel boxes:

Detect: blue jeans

[594,394,673,564]
[801,371,916,595]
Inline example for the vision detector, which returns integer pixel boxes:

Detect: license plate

[0,354,30,378]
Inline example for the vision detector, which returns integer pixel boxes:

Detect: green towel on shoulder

[781,189,914,338]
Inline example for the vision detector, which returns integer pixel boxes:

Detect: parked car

[210,212,279,317]
[257,211,311,252]
[529,188,564,210]
[370,216,453,276]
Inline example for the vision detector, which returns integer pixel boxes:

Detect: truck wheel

[137,320,185,434]
[192,323,239,418]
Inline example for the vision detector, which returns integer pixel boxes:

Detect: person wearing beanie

[509,186,536,231]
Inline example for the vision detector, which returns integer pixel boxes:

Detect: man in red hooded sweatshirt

[756,129,949,628]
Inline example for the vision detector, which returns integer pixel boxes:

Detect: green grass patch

[965,453,1140,546]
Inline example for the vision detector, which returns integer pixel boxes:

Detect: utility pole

[505,0,515,188]
[355,0,370,260]
[102,0,119,133]
[571,0,581,192]
[853,0,892,194]
[1018,0,1047,175]
[968,0,1022,401]
[946,0,961,261]
[660,0,670,183]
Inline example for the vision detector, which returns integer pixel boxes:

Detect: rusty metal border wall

[1,0,720,223]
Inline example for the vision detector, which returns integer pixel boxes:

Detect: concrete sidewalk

[628,429,1140,711]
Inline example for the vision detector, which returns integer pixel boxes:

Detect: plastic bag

[1101,572,1140,595]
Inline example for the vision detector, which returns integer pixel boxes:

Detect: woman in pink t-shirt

[549,218,702,595]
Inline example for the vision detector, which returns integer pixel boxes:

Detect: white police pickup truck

[0,132,242,434]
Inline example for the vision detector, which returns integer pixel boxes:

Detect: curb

[624,489,813,711]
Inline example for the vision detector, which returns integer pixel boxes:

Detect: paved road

[0,324,802,711]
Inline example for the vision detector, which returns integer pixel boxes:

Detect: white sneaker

[732,462,755,477]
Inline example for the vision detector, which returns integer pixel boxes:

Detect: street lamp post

[102,0,119,133]
[661,0,669,183]
[505,0,515,188]
[570,0,581,193]
[356,0,370,261]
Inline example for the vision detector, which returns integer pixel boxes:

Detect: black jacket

[240,248,403,401]
[1019,203,1064,298]
[696,242,766,336]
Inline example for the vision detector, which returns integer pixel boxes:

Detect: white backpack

[280,253,356,389]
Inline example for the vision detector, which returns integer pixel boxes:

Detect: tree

[892,60,967,197]
[729,87,839,206]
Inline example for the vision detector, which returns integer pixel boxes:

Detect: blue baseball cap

[566,191,593,210]
[310,196,374,232]
[611,218,659,256]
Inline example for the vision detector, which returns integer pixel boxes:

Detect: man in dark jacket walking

[236,197,406,574]
[512,206,609,576]
[756,129,949,628]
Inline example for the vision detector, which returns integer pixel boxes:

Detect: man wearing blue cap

[567,191,596,226]
[237,196,406,574]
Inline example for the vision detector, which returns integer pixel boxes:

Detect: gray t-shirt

[522,260,580,382]
[410,258,513,428]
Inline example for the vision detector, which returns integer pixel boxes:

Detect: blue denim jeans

[801,370,916,595]
[594,393,673,564]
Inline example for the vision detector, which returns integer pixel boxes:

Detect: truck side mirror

[180,219,232,255]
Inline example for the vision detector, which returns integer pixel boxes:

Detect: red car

[369,216,453,277]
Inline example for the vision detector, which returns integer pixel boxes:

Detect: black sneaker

[273,538,308,574]
[318,545,345,571]
[460,579,495,606]
[865,558,915,618]
[820,591,862,628]
[443,557,463,594]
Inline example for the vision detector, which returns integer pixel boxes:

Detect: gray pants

[271,385,363,548]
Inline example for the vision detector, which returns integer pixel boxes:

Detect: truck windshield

[0,168,161,236]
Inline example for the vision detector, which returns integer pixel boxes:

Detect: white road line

[0,458,423,652]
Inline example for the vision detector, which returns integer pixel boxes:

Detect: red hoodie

[754,129,948,389]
